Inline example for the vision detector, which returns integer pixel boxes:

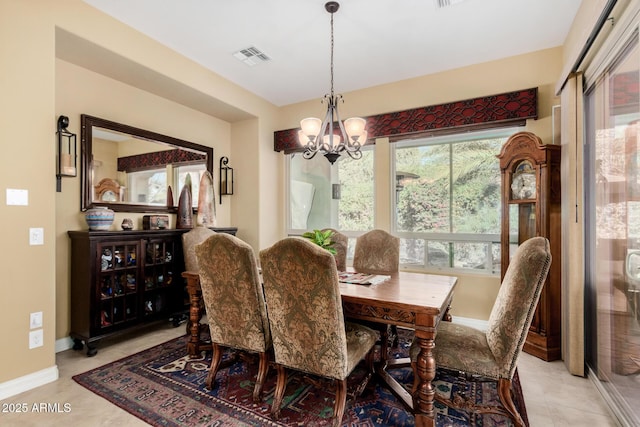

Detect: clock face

[101,190,117,202]
[511,161,536,200]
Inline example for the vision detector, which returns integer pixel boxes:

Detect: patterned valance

[273,87,537,154]
[117,149,206,172]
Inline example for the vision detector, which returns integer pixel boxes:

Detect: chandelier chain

[329,10,335,98]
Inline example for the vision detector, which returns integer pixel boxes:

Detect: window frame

[390,126,522,275]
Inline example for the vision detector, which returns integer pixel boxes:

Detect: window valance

[117,149,206,173]
[273,87,537,154]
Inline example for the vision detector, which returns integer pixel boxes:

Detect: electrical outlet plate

[30,311,43,329]
[29,329,43,349]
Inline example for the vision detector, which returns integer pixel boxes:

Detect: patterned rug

[73,330,528,426]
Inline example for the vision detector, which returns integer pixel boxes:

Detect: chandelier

[298,1,367,165]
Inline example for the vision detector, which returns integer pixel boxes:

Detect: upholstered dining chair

[259,237,378,427]
[409,236,551,427]
[195,233,271,403]
[182,226,216,272]
[352,229,401,350]
[181,226,217,338]
[322,228,348,271]
[353,229,400,275]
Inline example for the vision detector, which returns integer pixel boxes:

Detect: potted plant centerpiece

[302,229,337,255]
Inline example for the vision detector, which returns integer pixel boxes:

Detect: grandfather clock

[497,131,561,361]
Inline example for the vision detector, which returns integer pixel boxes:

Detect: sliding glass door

[584,30,640,425]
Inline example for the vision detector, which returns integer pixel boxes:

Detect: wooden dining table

[181,269,457,427]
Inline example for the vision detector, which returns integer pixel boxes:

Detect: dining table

[181,269,457,427]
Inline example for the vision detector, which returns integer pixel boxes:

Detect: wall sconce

[219,156,234,204]
[56,115,77,192]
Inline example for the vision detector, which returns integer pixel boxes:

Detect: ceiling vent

[435,0,467,8]
[233,46,271,66]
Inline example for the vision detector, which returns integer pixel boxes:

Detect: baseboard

[0,366,59,401]
[55,336,74,353]
[450,315,489,331]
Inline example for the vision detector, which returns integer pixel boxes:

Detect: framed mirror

[81,114,213,213]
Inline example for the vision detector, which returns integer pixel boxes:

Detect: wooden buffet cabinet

[68,227,236,356]
[498,132,562,361]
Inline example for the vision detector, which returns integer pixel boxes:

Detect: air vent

[435,0,467,8]
[233,46,271,66]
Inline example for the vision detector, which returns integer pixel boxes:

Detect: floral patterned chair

[195,233,271,402]
[259,237,377,427]
[352,229,401,351]
[409,236,551,427]
[322,228,348,271]
[182,226,216,272]
[353,229,399,275]
[181,226,217,337]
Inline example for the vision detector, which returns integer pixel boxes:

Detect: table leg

[412,329,437,427]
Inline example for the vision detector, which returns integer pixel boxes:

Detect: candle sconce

[56,115,77,192]
[219,156,234,204]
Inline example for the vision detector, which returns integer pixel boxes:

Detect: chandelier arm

[345,149,363,160]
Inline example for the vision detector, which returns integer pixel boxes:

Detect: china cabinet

[68,227,236,356]
[498,131,561,361]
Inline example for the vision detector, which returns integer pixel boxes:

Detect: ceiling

[82,0,583,107]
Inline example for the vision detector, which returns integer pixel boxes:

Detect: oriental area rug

[73,331,528,427]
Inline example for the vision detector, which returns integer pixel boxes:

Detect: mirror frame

[80,114,214,213]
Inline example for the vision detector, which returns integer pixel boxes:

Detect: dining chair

[181,226,217,337]
[352,229,401,351]
[182,226,216,272]
[322,228,348,271]
[259,237,377,427]
[353,229,400,275]
[195,233,271,403]
[409,236,551,427]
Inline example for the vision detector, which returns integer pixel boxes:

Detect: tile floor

[0,324,619,426]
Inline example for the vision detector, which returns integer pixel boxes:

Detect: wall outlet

[30,311,43,329]
[29,329,43,349]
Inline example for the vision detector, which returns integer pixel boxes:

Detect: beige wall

[0,0,57,383]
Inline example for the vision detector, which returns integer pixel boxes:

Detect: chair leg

[271,364,287,420]
[332,378,348,427]
[252,351,269,403]
[205,343,224,390]
[498,378,526,427]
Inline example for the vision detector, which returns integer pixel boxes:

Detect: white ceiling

[82,0,583,107]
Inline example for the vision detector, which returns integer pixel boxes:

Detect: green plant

[302,229,337,255]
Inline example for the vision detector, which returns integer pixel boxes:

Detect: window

[287,148,374,237]
[126,163,206,207]
[392,127,519,274]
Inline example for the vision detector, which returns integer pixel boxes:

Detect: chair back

[486,236,551,379]
[260,237,349,380]
[353,229,400,275]
[322,228,348,271]
[182,226,216,271]
[195,233,270,353]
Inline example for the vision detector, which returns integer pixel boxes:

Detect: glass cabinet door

[508,203,536,263]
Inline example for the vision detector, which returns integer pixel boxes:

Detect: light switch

[6,188,28,206]
[30,312,43,329]
[29,228,44,245]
